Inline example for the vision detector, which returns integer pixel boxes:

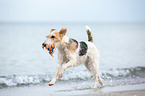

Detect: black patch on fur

[79,41,88,56]
[69,38,78,45]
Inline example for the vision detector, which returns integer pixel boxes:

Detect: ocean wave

[0,66,145,88]
[102,66,145,79]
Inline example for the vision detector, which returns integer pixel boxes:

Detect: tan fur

[67,39,78,53]
[46,28,67,43]
[87,29,93,42]
[59,28,67,38]
[50,29,56,32]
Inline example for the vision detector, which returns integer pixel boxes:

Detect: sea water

[0,23,145,93]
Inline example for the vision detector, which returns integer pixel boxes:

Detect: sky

[0,0,145,23]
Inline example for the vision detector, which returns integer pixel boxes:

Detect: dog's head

[42,28,67,56]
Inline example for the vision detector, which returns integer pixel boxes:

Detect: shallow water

[0,23,145,93]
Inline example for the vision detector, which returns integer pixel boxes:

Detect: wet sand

[75,90,145,96]
[74,83,145,96]
[0,83,145,96]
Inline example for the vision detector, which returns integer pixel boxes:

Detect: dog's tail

[86,25,93,43]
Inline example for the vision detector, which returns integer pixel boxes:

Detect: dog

[42,26,104,88]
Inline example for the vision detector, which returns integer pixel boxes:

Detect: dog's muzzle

[42,43,46,48]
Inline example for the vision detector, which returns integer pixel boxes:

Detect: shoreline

[73,83,145,96]
[0,83,145,96]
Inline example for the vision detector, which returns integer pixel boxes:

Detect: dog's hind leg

[91,73,98,88]
[98,75,104,86]
[93,74,104,88]
[85,58,103,88]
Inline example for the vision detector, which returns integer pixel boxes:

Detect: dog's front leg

[48,63,62,86]
[58,60,76,79]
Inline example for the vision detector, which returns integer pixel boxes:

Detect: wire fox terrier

[42,26,103,88]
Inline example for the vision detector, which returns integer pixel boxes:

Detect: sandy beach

[102,90,145,96]
[74,83,145,96]
[77,90,145,96]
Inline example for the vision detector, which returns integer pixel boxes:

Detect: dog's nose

[42,43,46,47]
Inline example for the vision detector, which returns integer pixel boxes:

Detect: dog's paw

[58,73,63,79]
[48,82,54,86]
[92,85,97,89]
[58,69,64,79]
[101,83,104,87]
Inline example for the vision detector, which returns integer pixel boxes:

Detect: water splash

[0,66,145,88]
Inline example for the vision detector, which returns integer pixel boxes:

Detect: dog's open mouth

[42,44,56,57]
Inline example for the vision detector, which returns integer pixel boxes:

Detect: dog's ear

[50,29,56,32]
[59,28,67,37]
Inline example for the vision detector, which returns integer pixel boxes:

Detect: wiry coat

[42,26,103,88]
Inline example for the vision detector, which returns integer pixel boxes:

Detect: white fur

[86,25,91,32]
[47,27,104,88]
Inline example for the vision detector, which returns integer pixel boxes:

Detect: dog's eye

[51,36,55,38]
